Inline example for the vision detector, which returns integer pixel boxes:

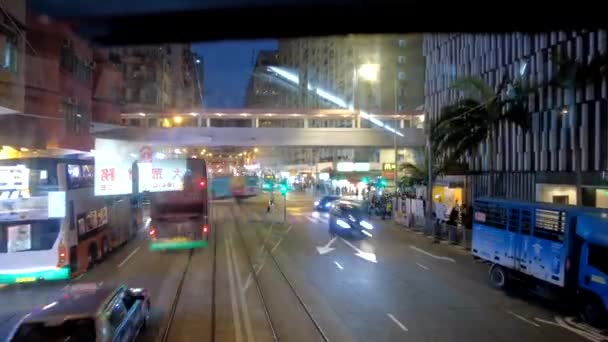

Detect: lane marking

[228,237,255,342]
[415,262,429,270]
[409,245,456,263]
[333,261,344,270]
[74,273,85,281]
[117,246,141,268]
[387,313,408,332]
[339,238,377,263]
[306,216,321,224]
[224,237,244,342]
[536,317,603,342]
[270,237,283,253]
[506,310,540,327]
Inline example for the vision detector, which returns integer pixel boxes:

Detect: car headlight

[325,202,332,207]
[360,220,373,230]
[336,219,351,229]
[348,215,356,222]
[314,201,319,206]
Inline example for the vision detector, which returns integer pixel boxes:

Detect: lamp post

[353,63,401,193]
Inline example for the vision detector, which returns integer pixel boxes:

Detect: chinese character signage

[139,159,187,193]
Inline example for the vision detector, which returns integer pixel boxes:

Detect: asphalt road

[0,192,605,342]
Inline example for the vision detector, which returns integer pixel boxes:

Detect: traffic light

[360,177,369,184]
[377,178,387,188]
[263,181,273,191]
[279,183,288,196]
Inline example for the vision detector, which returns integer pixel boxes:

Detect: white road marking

[387,313,408,332]
[228,237,255,342]
[224,237,243,342]
[506,310,540,327]
[74,273,85,281]
[563,317,606,340]
[340,238,377,263]
[317,237,337,255]
[535,317,603,342]
[306,216,321,224]
[409,245,456,263]
[415,262,429,270]
[270,237,283,253]
[333,261,344,270]
[117,246,141,268]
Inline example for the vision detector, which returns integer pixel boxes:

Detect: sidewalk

[373,213,472,252]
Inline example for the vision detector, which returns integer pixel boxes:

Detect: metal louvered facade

[423,32,608,207]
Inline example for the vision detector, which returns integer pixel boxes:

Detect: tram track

[230,203,329,342]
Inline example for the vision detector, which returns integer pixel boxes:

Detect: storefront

[431,178,465,218]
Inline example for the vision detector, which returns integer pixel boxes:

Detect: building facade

[245,50,284,108]
[117,44,201,128]
[277,35,425,115]
[424,32,608,207]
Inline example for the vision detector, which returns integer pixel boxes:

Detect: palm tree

[399,162,426,188]
[431,76,531,196]
[550,50,608,205]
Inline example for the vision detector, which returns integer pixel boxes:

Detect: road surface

[0,192,603,342]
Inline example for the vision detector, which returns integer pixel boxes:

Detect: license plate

[170,237,189,242]
[15,277,35,283]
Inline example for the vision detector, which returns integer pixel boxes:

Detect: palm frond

[450,76,494,101]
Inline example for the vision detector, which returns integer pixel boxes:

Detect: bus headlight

[360,220,374,230]
[325,202,332,208]
[336,219,351,229]
[314,201,319,206]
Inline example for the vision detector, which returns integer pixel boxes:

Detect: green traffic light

[279,184,288,195]
[361,177,369,184]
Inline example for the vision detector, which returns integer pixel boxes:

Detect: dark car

[7,283,151,342]
[314,196,340,211]
[329,200,374,238]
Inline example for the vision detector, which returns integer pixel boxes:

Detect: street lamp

[357,63,380,82]
[254,147,259,153]
[173,116,183,124]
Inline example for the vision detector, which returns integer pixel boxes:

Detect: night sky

[192,40,278,108]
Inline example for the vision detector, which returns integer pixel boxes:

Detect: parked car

[7,283,150,342]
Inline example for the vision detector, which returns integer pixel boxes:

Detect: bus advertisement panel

[210,176,232,199]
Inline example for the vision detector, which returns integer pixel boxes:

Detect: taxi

[6,283,150,342]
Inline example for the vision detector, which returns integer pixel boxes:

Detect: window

[508,208,520,232]
[398,39,407,47]
[3,37,17,73]
[521,210,532,235]
[397,56,406,64]
[0,220,61,253]
[11,319,96,342]
[398,104,406,111]
[108,301,127,330]
[533,208,565,242]
[588,244,608,275]
[398,71,407,80]
[473,201,507,229]
[68,164,93,189]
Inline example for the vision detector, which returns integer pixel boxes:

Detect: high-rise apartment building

[117,44,201,126]
[277,35,424,115]
[245,50,284,108]
[424,32,608,207]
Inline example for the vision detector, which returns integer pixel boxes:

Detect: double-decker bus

[146,158,209,251]
[0,158,140,284]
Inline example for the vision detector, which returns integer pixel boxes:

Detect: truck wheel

[489,264,508,290]
[580,299,606,327]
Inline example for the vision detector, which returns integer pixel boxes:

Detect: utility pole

[393,77,399,194]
